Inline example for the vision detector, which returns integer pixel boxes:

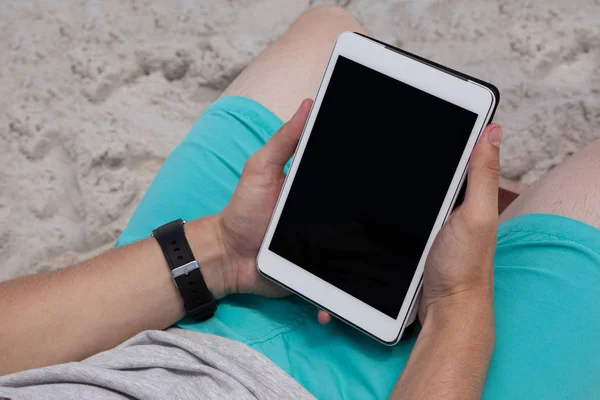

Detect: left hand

[217,99,313,298]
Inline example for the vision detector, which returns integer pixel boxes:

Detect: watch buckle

[171,261,200,278]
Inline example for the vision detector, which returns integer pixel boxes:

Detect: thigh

[117,6,368,242]
[221,6,369,122]
[487,214,600,399]
[115,96,282,245]
[494,139,600,397]
[501,138,600,228]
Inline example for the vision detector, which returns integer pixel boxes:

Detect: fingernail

[488,125,502,147]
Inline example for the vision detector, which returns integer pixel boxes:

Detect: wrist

[423,291,496,354]
[394,292,495,399]
[184,216,234,300]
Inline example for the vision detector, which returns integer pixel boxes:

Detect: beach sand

[1,0,599,281]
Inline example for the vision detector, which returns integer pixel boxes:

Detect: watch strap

[152,219,216,321]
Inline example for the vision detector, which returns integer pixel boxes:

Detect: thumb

[255,99,312,168]
[463,124,502,219]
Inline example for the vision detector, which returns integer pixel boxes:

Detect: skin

[0,99,502,400]
[391,120,502,400]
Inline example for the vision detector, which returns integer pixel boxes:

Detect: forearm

[0,216,228,375]
[391,300,495,400]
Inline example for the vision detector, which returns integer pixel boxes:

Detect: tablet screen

[270,56,478,318]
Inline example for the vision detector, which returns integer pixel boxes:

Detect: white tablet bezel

[257,32,496,344]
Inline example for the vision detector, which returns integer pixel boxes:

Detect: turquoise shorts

[117,96,600,399]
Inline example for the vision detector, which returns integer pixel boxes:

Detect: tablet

[257,32,499,344]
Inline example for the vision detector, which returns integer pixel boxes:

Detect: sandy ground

[1,0,599,281]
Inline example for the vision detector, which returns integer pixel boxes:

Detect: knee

[295,6,366,34]
[302,5,354,20]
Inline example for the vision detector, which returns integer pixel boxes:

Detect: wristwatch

[152,219,217,321]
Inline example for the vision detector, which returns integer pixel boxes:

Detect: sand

[1,0,599,281]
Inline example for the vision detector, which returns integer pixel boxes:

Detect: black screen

[270,56,478,318]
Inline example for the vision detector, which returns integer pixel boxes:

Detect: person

[0,6,598,399]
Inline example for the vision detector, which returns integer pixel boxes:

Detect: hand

[419,123,502,328]
[217,99,312,297]
[391,125,502,399]
[318,123,504,326]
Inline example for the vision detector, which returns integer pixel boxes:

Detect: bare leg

[501,138,600,228]
[221,6,369,122]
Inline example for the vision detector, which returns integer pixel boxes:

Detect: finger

[317,310,332,325]
[463,123,502,219]
[255,99,312,167]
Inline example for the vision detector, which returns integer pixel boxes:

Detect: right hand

[318,124,503,327]
[391,125,502,400]
[419,123,502,329]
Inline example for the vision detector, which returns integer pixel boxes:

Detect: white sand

[1,0,599,281]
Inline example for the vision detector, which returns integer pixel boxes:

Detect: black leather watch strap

[152,219,216,321]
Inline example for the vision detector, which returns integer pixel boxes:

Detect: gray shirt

[0,329,315,400]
